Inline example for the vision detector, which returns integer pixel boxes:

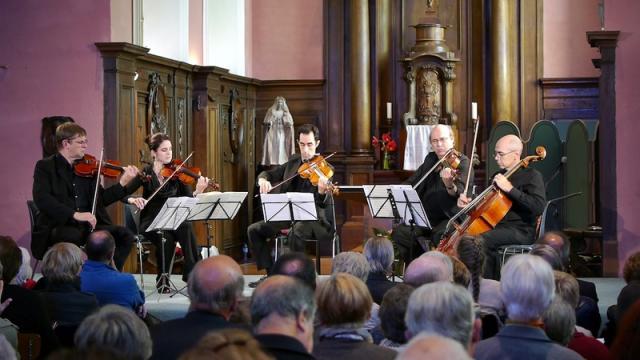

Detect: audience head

[610,299,640,360]
[48,347,126,360]
[623,251,640,284]
[316,273,372,328]
[456,235,484,302]
[179,329,273,360]
[542,297,576,346]
[379,284,414,345]
[404,251,453,287]
[0,235,22,282]
[530,244,564,271]
[271,252,317,290]
[363,236,395,274]
[251,275,316,352]
[42,242,84,283]
[451,257,471,288]
[537,231,570,268]
[405,282,475,348]
[553,271,580,309]
[85,230,115,263]
[397,333,472,360]
[74,305,152,360]
[10,247,33,286]
[55,122,87,150]
[331,251,370,282]
[501,254,555,322]
[188,255,244,318]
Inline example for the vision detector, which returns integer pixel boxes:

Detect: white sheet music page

[260,193,291,222]
[287,192,317,221]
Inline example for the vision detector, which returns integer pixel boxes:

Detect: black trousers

[144,222,200,281]
[50,223,134,271]
[480,225,535,280]
[247,220,332,272]
[391,219,448,264]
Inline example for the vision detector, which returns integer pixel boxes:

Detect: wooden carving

[417,67,441,124]
[147,72,168,134]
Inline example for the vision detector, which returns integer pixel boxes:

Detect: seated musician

[457,134,546,280]
[126,133,209,292]
[247,124,333,286]
[392,124,472,264]
[32,122,139,270]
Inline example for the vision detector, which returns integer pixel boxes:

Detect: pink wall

[111,0,133,42]
[189,0,204,65]
[543,0,601,78]
[247,0,323,80]
[606,0,640,273]
[0,0,111,248]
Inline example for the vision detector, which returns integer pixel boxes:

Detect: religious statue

[261,96,295,165]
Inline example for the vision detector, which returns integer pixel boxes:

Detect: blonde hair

[179,328,273,360]
[42,242,84,282]
[316,273,372,327]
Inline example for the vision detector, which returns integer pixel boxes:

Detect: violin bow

[464,115,480,196]
[89,148,105,231]
[137,151,194,212]
[412,148,457,190]
[256,152,337,197]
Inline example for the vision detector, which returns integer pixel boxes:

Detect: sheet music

[363,184,412,218]
[390,188,431,228]
[146,197,197,232]
[187,191,248,221]
[260,192,317,222]
[288,192,317,221]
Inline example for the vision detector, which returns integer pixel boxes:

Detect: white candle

[472,102,478,120]
[386,102,392,119]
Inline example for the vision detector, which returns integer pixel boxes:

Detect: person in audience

[47,347,126,360]
[0,235,60,356]
[150,255,244,360]
[451,256,471,288]
[397,333,472,360]
[0,262,18,355]
[179,328,273,360]
[271,252,317,290]
[0,335,16,360]
[331,251,379,332]
[610,299,640,360]
[474,254,582,360]
[10,247,33,288]
[537,231,599,304]
[313,273,396,360]
[363,236,396,304]
[604,250,640,346]
[403,250,453,287]
[530,243,564,270]
[405,281,478,354]
[456,235,505,317]
[251,275,316,359]
[74,304,151,360]
[79,231,145,313]
[542,297,576,346]
[40,242,99,346]
[378,284,414,349]
[32,122,139,270]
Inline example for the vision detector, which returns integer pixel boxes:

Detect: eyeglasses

[494,150,515,158]
[430,137,451,145]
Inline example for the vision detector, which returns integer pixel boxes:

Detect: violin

[437,146,547,256]
[74,154,150,182]
[438,149,462,178]
[297,154,340,195]
[160,159,221,191]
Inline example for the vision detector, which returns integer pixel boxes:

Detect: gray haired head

[364,236,395,274]
[501,254,555,322]
[250,275,316,327]
[331,251,370,282]
[404,251,453,286]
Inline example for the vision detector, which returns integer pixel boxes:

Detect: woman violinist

[452,134,546,280]
[126,133,210,292]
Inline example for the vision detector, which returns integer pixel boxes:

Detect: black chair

[27,200,42,275]
[124,203,151,290]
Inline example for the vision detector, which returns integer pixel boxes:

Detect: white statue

[261,96,295,165]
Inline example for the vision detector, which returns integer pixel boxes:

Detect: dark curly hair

[623,251,640,283]
[145,133,171,152]
[456,235,484,302]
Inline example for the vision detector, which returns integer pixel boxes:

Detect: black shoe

[248,275,268,288]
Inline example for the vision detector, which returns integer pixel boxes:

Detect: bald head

[537,231,570,266]
[496,134,523,154]
[398,334,471,360]
[188,255,244,315]
[404,251,453,287]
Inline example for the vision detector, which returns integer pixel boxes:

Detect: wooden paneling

[540,78,599,120]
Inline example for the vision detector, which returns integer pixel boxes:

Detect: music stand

[146,196,197,297]
[260,192,318,263]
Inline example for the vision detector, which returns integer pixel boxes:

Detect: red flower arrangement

[372,132,397,169]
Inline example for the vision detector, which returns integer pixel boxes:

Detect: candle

[472,102,478,120]
[386,102,392,119]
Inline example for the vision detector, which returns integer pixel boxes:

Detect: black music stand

[260,192,318,263]
[146,196,197,298]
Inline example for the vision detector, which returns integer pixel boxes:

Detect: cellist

[456,134,546,280]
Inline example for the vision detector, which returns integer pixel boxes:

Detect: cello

[437,146,547,255]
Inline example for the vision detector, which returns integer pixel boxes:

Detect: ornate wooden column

[489,0,518,124]
[350,0,371,154]
[588,30,619,276]
[375,0,393,139]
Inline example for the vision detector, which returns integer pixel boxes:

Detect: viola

[74,154,150,182]
[160,159,221,191]
[297,154,339,195]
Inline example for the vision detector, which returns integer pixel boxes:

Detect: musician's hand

[128,197,147,210]
[493,174,513,192]
[74,212,97,229]
[457,194,471,208]
[119,165,139,186]
[195,176,209,194]
[440,167,455,188]
[258,178,272,194]
[317,176,329,194]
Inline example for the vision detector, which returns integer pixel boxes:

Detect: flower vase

[382,151,390,170]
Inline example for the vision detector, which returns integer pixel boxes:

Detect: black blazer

[39,279,99,325]
[255,333,316,360]
[366,271,396,305]
[312,337,396,360]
